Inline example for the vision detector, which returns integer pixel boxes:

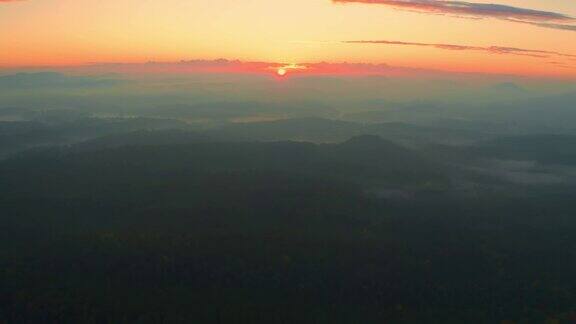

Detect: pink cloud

[343,40,576,59]
[80,59,438,77]
[333,0,576,31]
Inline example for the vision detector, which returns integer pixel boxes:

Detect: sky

[1,0,576,77]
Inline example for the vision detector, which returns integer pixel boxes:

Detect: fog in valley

[2,66,576,322]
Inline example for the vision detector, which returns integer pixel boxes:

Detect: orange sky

[1,0,575,77]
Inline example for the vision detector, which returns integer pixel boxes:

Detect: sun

[276,68,287,76]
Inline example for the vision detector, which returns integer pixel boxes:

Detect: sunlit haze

[1,0,576,77]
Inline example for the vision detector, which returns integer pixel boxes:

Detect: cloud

[343,40,576,59]
[0,0,24,2]
[548,61,576,69]
[333,0,576,31]
[80,59,453,78]
[70,57,575,78]
[505,19,576,32]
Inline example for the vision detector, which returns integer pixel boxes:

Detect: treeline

[1,137,576,323]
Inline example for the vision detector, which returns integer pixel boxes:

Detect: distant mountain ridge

[211,117,488,145]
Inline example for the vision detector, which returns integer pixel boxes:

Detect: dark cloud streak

[343,40,576,59]
[505,19,576,32]
[333,0,576,31]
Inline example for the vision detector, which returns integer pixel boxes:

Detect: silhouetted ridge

[74,129,212,151]
[340,134,397,148]
[337,135,424,161]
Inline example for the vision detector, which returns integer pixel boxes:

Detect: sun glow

[277,68,287,76]
[273,64,307,77]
